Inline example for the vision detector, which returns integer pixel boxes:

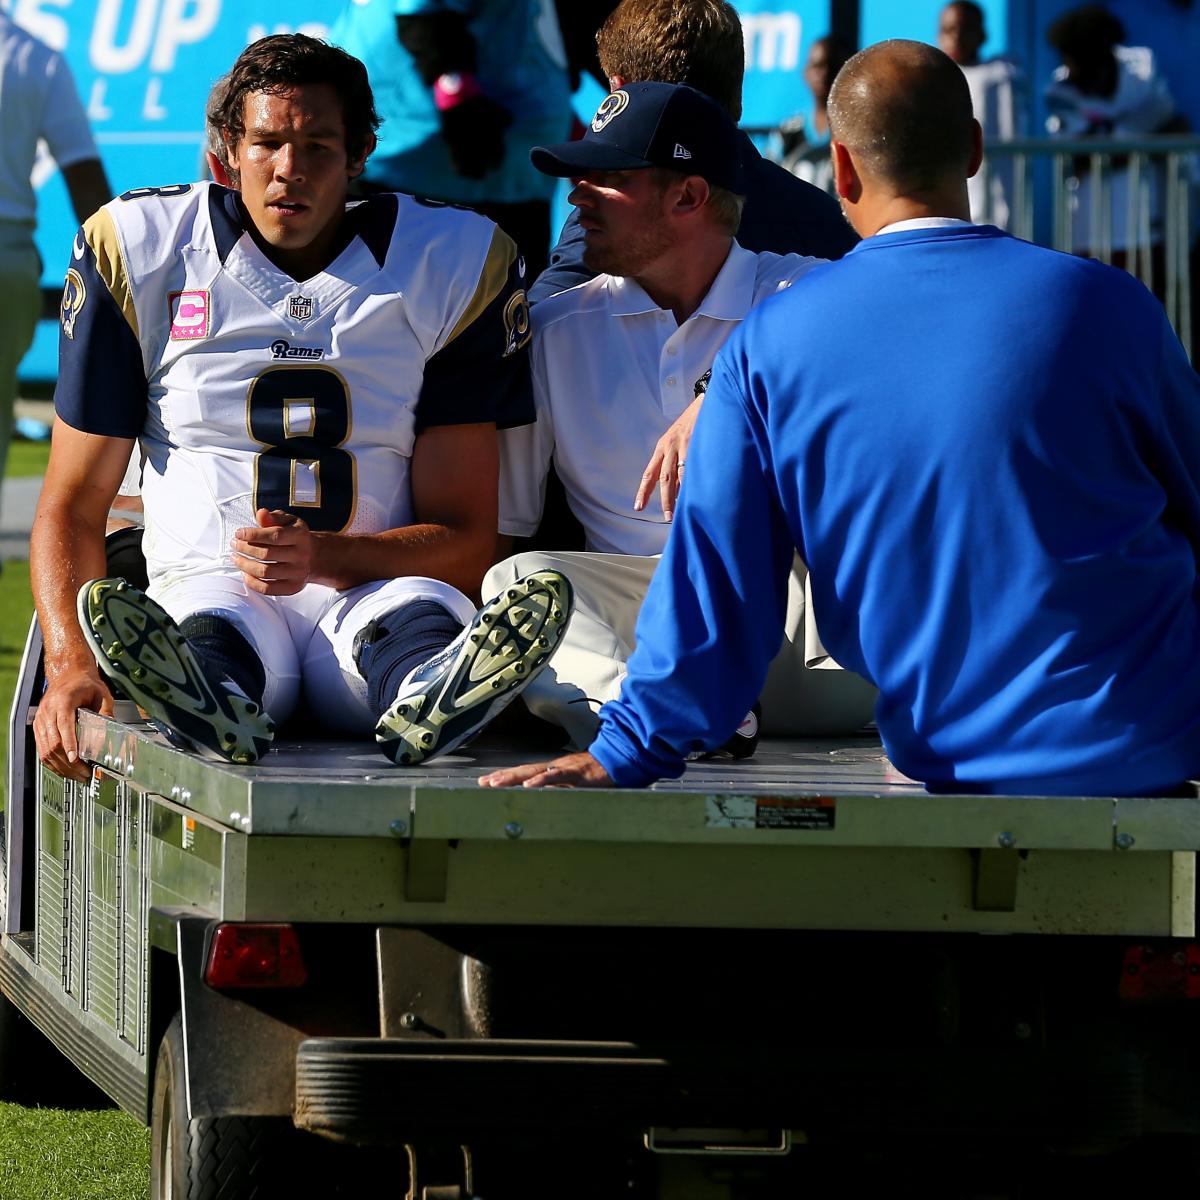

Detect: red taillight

[1118,944,1200,1002]
[204,923,307,989]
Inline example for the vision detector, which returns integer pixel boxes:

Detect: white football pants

[149,571,476,731]
[482,550,878,749]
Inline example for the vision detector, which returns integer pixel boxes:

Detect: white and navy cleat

[76,578,274,765]
[376,569,574,766]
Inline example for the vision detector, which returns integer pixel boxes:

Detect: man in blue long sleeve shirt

[482,38,1200,797]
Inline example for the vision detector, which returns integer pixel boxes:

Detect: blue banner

[738,0,831,130]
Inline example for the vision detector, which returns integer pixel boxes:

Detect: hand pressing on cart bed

[480,750,613,788]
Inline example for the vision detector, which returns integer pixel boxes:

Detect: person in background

[530,0,857,305]
[481,40,1200,798]
[0,11,109,527]
[1045,4,1179,279]
[330,0,573,280]
[778,35,853,195]
[554,0,621,92]
[938,0,1025,229]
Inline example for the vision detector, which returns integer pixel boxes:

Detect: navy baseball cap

[531,82,746,194]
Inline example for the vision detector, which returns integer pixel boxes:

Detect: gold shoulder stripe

[82,208,138,339]
[443,225,518,349]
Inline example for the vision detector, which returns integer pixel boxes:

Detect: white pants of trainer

[148,571,476,732]
[482,551,878,748]
[0,221,42,508]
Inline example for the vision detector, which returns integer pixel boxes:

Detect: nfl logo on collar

[289,294,314,322]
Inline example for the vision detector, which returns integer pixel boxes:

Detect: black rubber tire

[150,1014,299,1200]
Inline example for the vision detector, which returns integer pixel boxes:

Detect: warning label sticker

[705,795,836,831]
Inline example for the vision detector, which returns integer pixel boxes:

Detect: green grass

[0,1102,149,1199]
[1,565,151,1196]
[5,438,51,479]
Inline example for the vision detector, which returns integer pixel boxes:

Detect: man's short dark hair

[596,0,744,122]
[944,1,985,28]
[828,40,975,193]
[207,34,381,167]
[1047,5,1125,59]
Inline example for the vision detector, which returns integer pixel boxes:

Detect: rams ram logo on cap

[591,89,630,133]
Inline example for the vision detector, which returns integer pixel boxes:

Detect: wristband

[434,72,484,112]
[693,368,712,398]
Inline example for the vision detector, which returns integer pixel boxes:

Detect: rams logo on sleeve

[503,289,531,357]
[60,269,86,340]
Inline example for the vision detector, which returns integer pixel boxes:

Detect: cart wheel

[151,1014,297,1200]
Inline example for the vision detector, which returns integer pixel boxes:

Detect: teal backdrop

[10,0,1197,385]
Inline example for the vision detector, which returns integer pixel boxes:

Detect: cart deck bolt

[996,831,1016,849]
[504,821,523,839]
[390,819,409,837]
[1115,832,1136,850]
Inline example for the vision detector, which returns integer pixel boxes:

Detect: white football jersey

[57,182,532,586]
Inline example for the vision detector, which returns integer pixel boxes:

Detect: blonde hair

[597,0,744,121]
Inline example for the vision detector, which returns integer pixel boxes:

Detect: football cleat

[376,570,574,766]
[77,578,274,765]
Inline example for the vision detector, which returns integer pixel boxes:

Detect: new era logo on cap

[673,144,693,160]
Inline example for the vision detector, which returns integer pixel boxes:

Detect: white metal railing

[984,135,1198,357]
[753,130,1200,358]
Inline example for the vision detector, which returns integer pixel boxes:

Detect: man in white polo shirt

[486,82,877,753]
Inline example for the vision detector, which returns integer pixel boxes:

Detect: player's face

[938,5,984,66]
[228,85,365,280]
[568,169,674,278]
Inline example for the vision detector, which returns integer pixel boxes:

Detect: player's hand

[633,396,702,521]
[231,509,313,596]
[478,751,613,789]
[34,668,113,783]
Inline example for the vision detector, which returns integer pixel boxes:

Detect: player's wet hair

[597,0,744,122]
[207,34,381,169]
[828,39,974,193]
